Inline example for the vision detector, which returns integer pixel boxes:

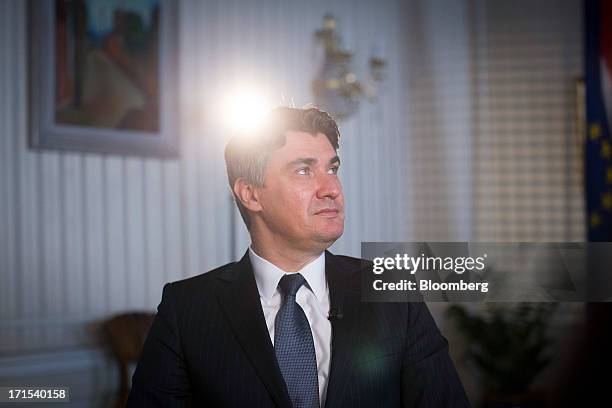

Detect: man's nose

[316,173,342,200]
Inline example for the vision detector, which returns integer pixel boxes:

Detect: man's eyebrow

[285,158,317,168]
[285,156,341,169]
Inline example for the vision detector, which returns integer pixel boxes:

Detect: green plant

[446,303,557,395]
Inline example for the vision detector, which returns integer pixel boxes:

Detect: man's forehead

[278,131,336,155]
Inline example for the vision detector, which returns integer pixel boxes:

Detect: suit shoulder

[167,261,235,293]
[330,253,372,270]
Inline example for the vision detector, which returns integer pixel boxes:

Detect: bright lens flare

[222,87,273,134]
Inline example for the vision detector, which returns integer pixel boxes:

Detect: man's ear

[233,178,263,212]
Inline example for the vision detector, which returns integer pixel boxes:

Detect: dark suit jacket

[128,251,470,407]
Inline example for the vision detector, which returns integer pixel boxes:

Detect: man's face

[255,131,345,253]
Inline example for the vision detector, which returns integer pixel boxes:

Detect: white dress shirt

[249,247,332,407]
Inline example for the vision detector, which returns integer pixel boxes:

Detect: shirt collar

[249,246,327,302]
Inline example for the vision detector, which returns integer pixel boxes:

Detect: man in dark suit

[128,107,470,407]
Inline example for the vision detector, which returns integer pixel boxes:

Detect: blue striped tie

[275,273,320,408]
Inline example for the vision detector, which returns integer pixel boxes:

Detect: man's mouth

[315,208,340,217]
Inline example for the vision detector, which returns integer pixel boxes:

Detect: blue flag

[585,0,612,241]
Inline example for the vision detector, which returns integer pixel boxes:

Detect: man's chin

[316,228,344,248]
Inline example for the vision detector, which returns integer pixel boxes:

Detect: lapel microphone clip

[328,307,344,320]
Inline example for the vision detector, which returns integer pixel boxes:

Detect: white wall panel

[142,159,164,308]
[125,158,147,309]
[105,156,128,312]
[162,161,184,285]
[40,152,63,350]
[83,155,107,321]
[63,154,86,321]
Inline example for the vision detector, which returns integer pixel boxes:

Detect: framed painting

[29,0,179,157]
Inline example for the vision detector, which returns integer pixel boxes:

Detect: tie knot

[278,273,305,297]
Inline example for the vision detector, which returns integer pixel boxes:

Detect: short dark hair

[224,107,340,228]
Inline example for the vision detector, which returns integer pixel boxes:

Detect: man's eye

[297,168,311,175]
[328,166,339,175]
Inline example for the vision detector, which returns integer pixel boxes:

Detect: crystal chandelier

[312,14,387,120]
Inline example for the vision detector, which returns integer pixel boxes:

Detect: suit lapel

[324,252,363,408]
[215,252,292,408]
